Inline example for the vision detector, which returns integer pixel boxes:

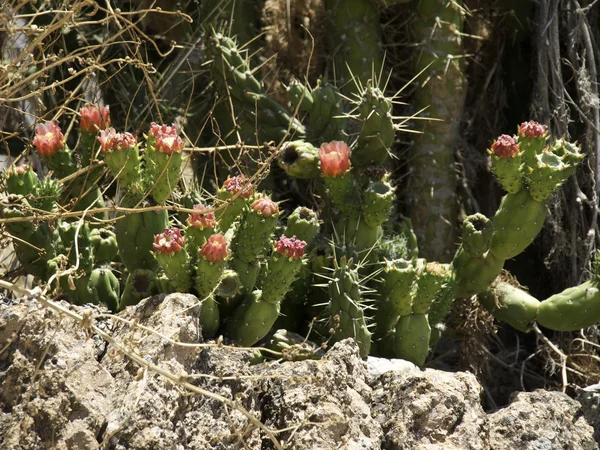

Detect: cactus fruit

[412,261,452,315]
[153,227,192,292]
[199,294,220,338]
[461,213,494,258]
[120,269,158,308]
[318,141,360,216]
[477,281,540,332]
[4,165,38,196]
[83,267,120,311]
[144,123,185,204]
[277,140,321,179]
[328,256,371,358]
[287,79,314,112]
[90,228,119,265]
[98,128,140,189]
[284,207,320,244]
[362,174,395,228]
[489,134,523,194]
[195,234,228,297]
[32,176,62,212]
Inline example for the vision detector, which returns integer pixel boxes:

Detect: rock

[579,390,600,443]
[489,390,598,450]
[1,293,599,449]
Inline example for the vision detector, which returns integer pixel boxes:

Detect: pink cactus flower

[518,121,548,139]
[318,141,351,177]
[153,227,184,255]
[80,104,110,133]
[491,134,519,158]
[148,122,184,154]
[274,235,306,260]
[33,121,65,158]
[223,175,254,198]
[97,128,137,153]
[187,204,217,229]
[251,196,279,218]
[199,234,228,263]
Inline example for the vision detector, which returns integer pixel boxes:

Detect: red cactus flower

[318,141,351,177]
[153,227,184,255]
[251,196,279,218]
[274,235,306,260]
[33,121,65,158]
[97,128,137,153]
[491,134,519,158]
[148,122,184,154]
[199,234,228,263]
[80,104,110,133]
[518,121,548,139]
[223,175,254,198]
[187,204,217,229]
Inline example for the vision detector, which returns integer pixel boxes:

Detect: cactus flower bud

[274,235,306,260]
[187,204,217,229]
[199,234,228,263]
[80,104,110,133]
[223,175,254,198]
[148,122,184,154]
[318,141,351,177]
[153,227,184,255]
[518,121,548,139]
[98,128,137,153]
[33,121,65,157]
[251,197,279,217]
[491,134,518,158]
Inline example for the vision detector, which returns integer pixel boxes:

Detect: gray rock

[1,293,598,449]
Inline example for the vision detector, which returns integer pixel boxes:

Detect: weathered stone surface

[0,293,598,450]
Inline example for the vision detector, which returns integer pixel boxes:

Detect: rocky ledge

[0,293,598,449]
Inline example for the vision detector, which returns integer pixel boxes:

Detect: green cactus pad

[257,253,303,305]
[323,172,362,217]
[309,81,346,141]
[526,142,583,202]
[120,269,158,309]
[145,147,183,205]
[230,257,261,293]
[115,192,169,272]
[58,221,94,273]
[155,249,192,293]
[453,248,505,298]
[537,280,600,331]
[266,329,325,361]
[195,257,226,298]
[32,176,62,212]
[394,313,431,366]
[104,145,141,189]
[375,259,416,332]
[412,261,452,315]
[226,290,281,347]
[287,80,314,111]
[490,153,523,194]
[231,203,279,263]
[477,281,540,332]
[489,190,547,261]
[428,276,458,327]
[277,140,321,179]
[215,269,242,299]
[199,294,220,338]
[328,257,371,358]
[461,213,494,258]
[362,178,395,228]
